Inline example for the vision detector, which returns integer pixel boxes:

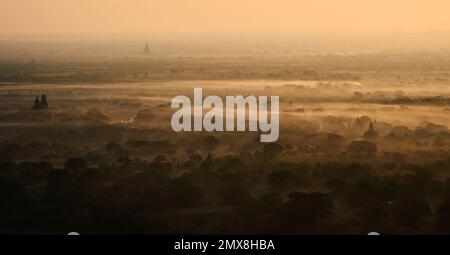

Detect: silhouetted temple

[363,121,378,139]
[32,96,40,110]
[40,95,48,108]
[143,44,150,55]
[31,95,49,110]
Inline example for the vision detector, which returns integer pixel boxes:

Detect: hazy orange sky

[1,0,450,35]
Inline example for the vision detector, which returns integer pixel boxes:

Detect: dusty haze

[1,0,450,235]
[1,0,450,35]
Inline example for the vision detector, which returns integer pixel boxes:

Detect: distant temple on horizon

[31,95,49,110]
[143,43,151,55]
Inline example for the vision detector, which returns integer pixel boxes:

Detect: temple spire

[31,96,40,110]
[40,94,48,109]
[143,44,150,55]
[364,121,378,139]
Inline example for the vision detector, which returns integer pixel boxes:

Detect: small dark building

[31,96,40,110]
[31,95,49,110]
[363,121,378,139]
[143,44,150,55]
[40,95,48,109]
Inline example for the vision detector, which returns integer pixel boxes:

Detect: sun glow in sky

[1,0,450,35]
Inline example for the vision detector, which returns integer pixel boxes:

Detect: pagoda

[143,44,150,55]
[31,95,49,110]
[363,121,378,139]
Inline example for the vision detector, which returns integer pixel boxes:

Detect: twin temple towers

[31,95,49,110]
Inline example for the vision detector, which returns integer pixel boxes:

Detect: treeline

[1,151,450,234]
